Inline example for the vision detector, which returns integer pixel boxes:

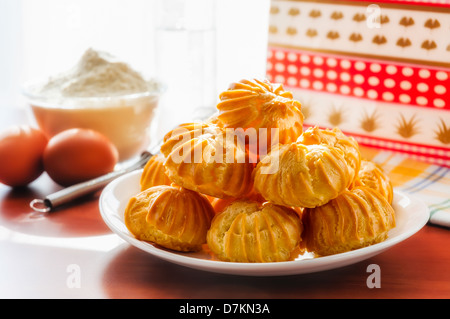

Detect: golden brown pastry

[253,142,353,208]
[298,126,361,184]
[124,184,215,252]
[209,190,266,214]
[210,193,303,220]
[302,186,396,256]
[139,154,172,191]
[207,200,303,262]
[216,79,304,155]
[160,121,255,199]
[352,160,393,204]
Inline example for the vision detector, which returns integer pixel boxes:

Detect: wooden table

[0,106,449,301]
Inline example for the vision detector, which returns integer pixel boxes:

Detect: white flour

[37,48,154,98]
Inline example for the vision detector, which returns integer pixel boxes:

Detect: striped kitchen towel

[361,146,450,228]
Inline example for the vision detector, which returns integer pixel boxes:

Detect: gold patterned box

[267,0,450,167]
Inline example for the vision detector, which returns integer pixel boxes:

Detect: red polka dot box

[267,0,450,167]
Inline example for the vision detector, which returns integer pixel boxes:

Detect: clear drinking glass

[154,0,217,128]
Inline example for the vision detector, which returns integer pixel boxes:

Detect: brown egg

[43,128,118,186]
[0,125,48,187]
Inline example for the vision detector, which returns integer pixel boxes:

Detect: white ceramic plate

[99,169,430,276]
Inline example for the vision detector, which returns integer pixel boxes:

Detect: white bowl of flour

[23,49,165,161]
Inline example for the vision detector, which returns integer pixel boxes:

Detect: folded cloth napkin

[361,146,450,228]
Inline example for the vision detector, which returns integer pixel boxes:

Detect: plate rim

[99,169,430,276]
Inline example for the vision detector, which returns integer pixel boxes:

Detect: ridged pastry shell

[160,122,255,199]
[353,160,393,204]
[209,190,266,214]
[124,185,215,252]
[206,200,303,262]
[298,126,361,184]
[302,186,396,256]
[216,79,304,152]
[139,154,172,191]
[253,143,353,208]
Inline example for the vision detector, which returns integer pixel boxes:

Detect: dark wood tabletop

[0,106,449,300]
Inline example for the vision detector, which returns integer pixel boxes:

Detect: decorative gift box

[266,0,450,167]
